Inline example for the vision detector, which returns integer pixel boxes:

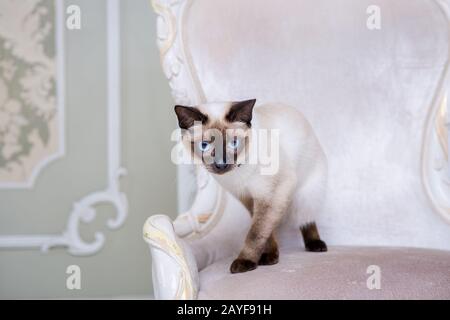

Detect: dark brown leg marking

[230,258,257,274]
[239,196,254,217]
[231,183,295,274]
[258,234,279,265]
[300,222,327,252]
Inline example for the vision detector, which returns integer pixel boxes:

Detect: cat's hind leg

[300,222,327,252]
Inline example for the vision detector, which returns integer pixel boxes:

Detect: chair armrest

[143,215,199,299]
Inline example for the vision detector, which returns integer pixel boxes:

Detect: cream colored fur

[197,102,328,239]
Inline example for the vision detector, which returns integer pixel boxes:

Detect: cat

[175,99,328,273]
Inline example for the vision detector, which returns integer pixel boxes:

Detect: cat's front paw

[230,258,257,274]
[305,239,328,252]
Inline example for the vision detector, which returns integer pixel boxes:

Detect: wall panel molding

[0,0,128,256]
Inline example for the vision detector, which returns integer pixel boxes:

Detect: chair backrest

[154,0,450,265]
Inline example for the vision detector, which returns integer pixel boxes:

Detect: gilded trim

[422,0,450,224]
[143,217,197,299]
[151,0,176,59]
[436,95,448,160]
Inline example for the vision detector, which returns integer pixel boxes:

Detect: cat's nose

[214,163,229,171]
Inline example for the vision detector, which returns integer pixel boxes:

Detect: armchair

[144,0,450,299]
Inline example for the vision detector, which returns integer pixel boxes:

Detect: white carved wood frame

[152,0,207,215]
[0,0,128,256]
[423,0,450,224]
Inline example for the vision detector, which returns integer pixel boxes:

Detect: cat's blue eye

[228,138,240,149]
[199,141,210,152]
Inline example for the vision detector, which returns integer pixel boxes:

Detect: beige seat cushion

[198,247,450,299]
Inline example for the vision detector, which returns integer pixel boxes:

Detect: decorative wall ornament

[0,0,128,256]
[0,0,65,188]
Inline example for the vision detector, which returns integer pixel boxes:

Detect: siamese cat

[175,99,328,274]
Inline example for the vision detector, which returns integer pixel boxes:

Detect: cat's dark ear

[174,105,208,129]
[226,99,256,127]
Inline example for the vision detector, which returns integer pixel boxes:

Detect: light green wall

[0,0,177,299]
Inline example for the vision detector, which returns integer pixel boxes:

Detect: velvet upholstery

[198,247,450,299]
